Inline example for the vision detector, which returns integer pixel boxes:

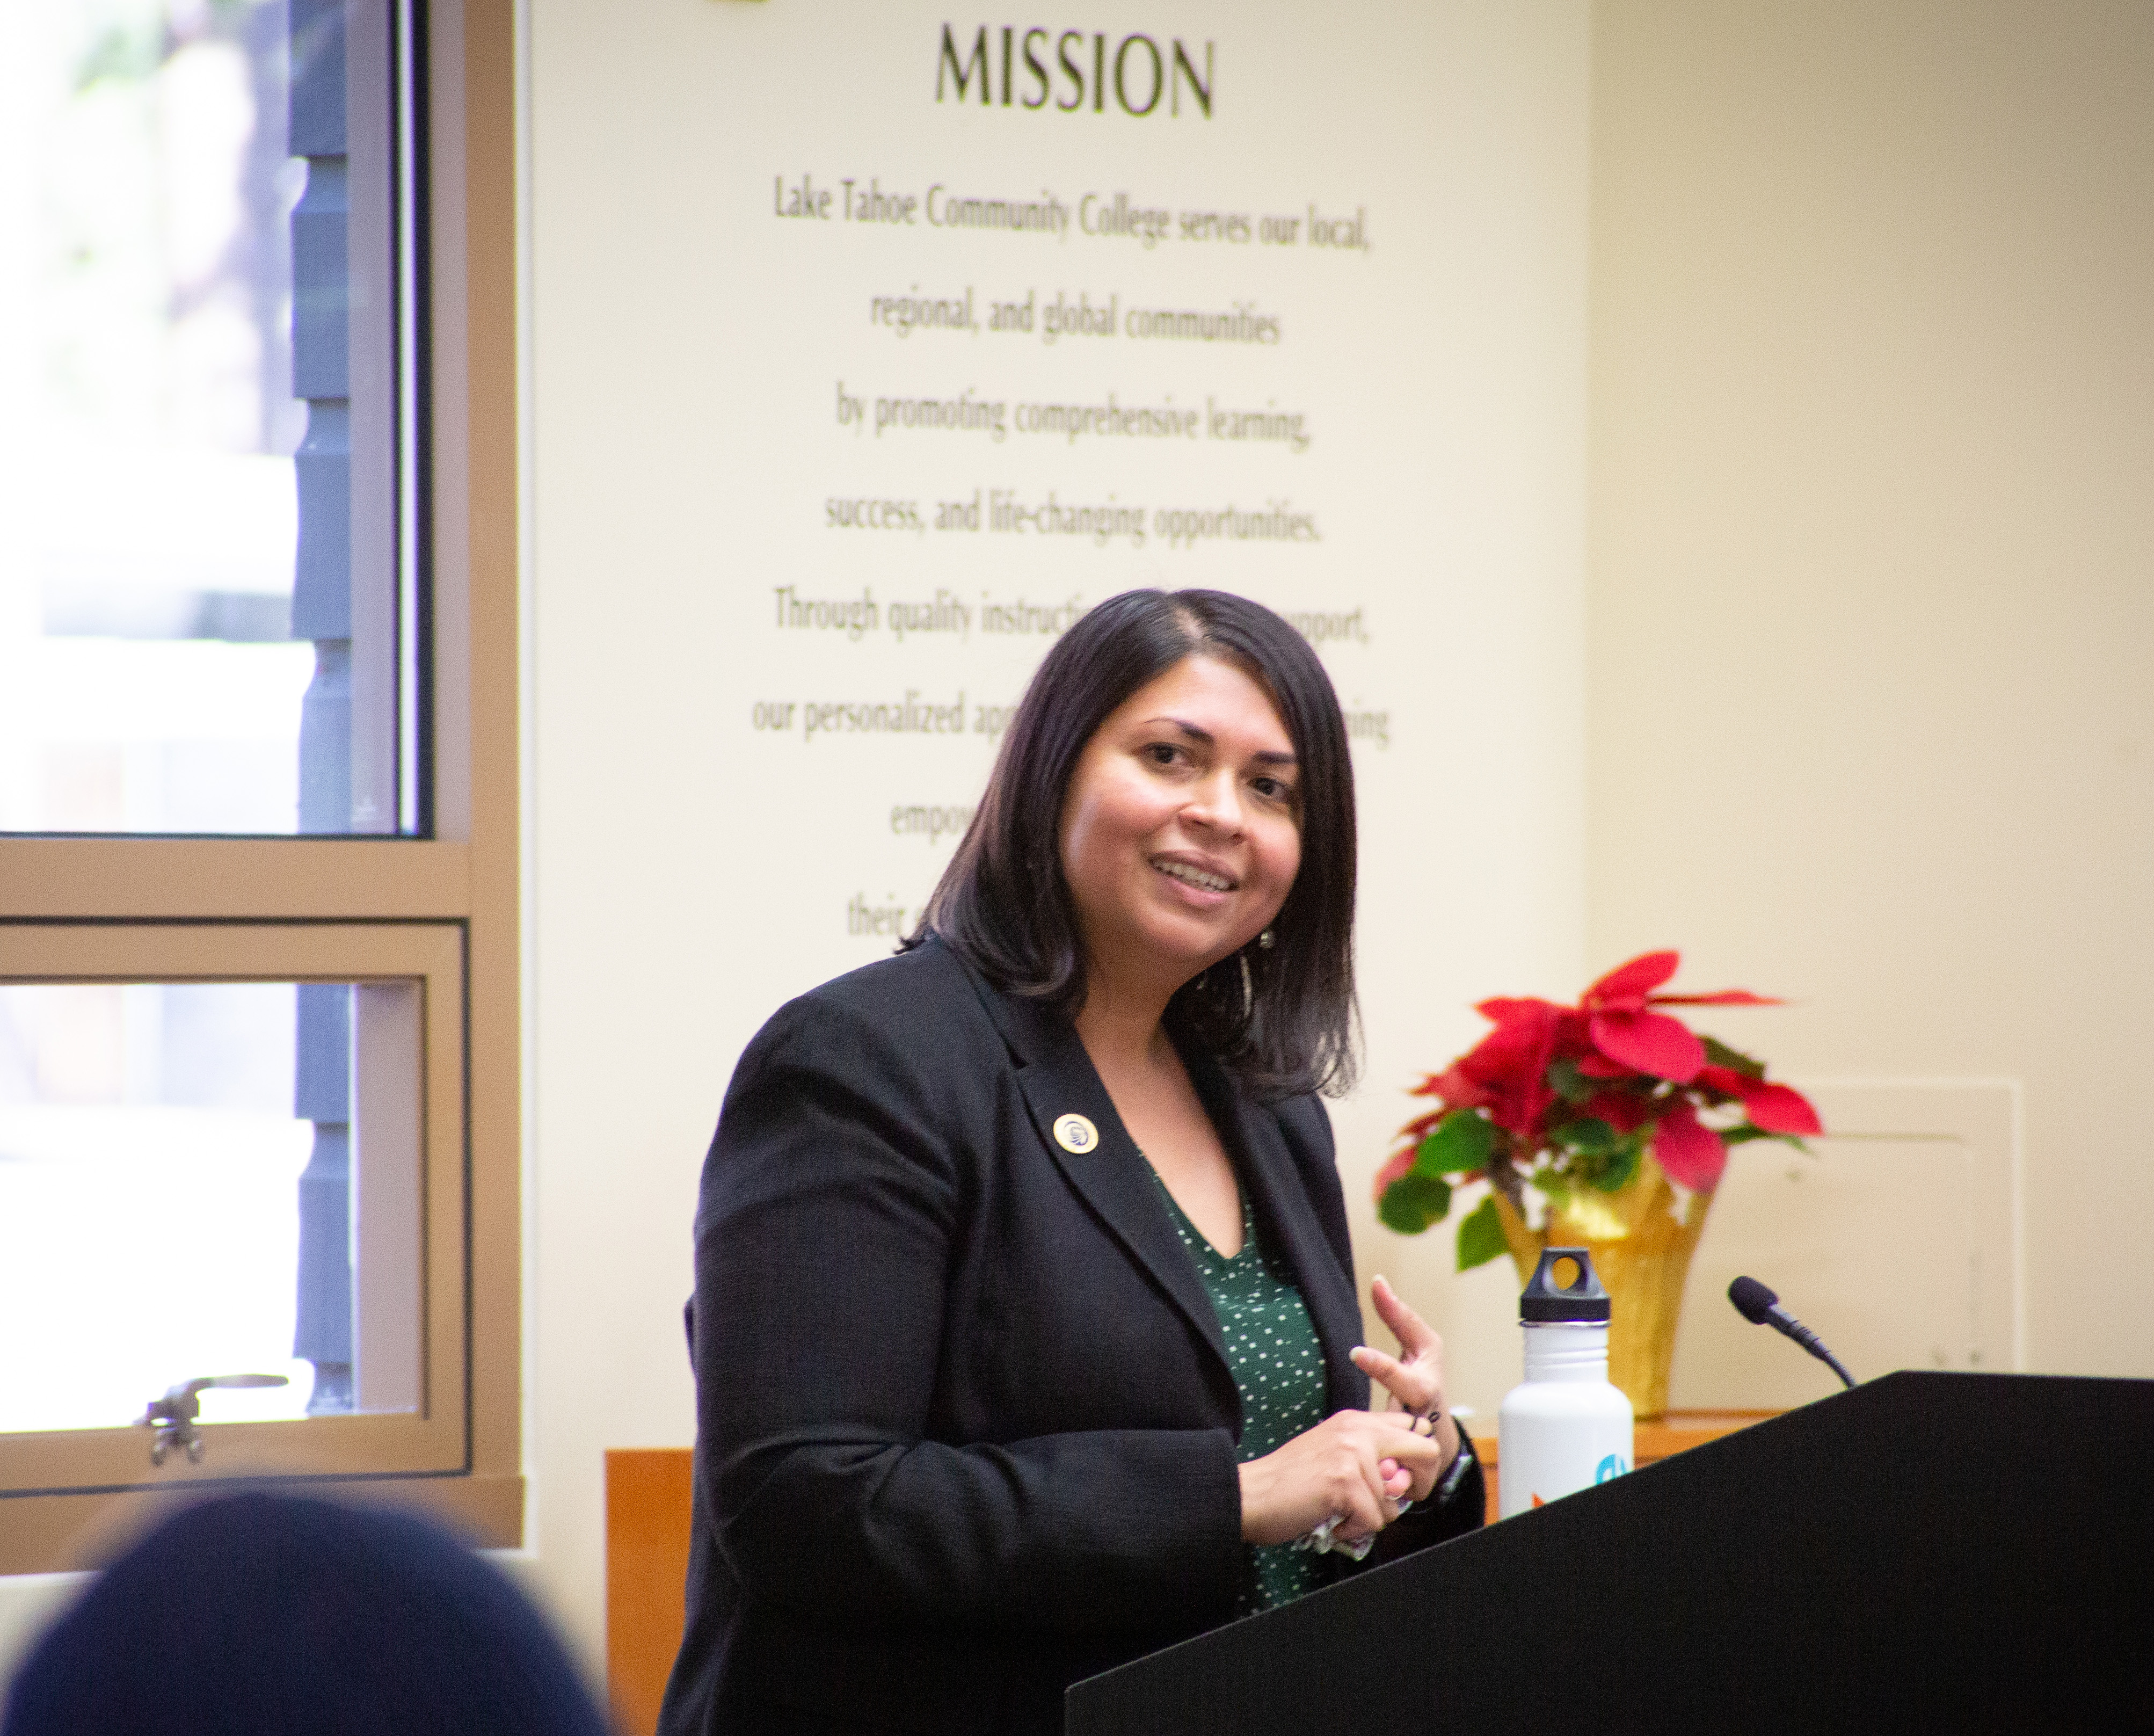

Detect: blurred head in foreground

[4,1491,608,1736]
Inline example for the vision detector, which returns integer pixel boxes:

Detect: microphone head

[1729,1275,1780,1325]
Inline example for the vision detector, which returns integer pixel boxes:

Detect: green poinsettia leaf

[1721,1127,1813,1153]
[1378,1170,1453,1234]
[1552,1116,1619,1157]
[1545,1056,1596,1104]
[1701,1036,1766,1080]
[1588,1138,1642,1193]
[1456,1194,1507,1272]
[1416,1109,1494,1176]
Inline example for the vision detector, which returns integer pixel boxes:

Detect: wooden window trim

[0,0,521,1570]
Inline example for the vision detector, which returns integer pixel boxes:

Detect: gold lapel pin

[1052,1114,1099,1154]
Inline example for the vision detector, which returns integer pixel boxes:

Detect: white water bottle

[1498,1247,1634,1517]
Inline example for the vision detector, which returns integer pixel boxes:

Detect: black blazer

[657,938,1482,1736]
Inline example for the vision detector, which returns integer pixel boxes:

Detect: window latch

[137,1374,291,1465]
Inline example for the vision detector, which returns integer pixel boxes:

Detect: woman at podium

[659,590,1485,1736]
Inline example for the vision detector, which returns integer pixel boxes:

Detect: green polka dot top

[1149,1172,1330,1614]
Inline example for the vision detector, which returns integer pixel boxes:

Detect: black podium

[1067,1372,2154,1733]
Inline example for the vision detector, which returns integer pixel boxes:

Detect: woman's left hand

[1350,1274,1462,1504]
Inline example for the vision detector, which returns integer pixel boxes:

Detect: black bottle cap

[1520,1247,1611,1323]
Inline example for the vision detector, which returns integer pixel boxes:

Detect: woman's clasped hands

[1237,1274,1462,1546]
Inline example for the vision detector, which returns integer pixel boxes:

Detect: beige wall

[1585,0,2154,1376]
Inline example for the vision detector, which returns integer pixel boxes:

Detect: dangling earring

[1239,928,1271,1013]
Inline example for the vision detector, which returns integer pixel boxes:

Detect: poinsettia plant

[1375,951,1823,1270]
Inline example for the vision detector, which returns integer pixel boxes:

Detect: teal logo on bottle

[1595,1453,1629,1484]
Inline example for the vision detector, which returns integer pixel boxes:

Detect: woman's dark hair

[911,588,1357,1098]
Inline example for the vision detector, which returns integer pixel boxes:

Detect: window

[0,0,518,1571]
[2,0,421,839]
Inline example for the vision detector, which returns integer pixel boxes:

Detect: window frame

[0,0,521,1570]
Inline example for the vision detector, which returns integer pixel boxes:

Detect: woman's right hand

[1237,1408,1446,1546]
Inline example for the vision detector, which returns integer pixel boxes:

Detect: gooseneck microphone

[1728,1276,1857,1390]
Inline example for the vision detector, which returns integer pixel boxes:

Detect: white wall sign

[631,7,1584,1032]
